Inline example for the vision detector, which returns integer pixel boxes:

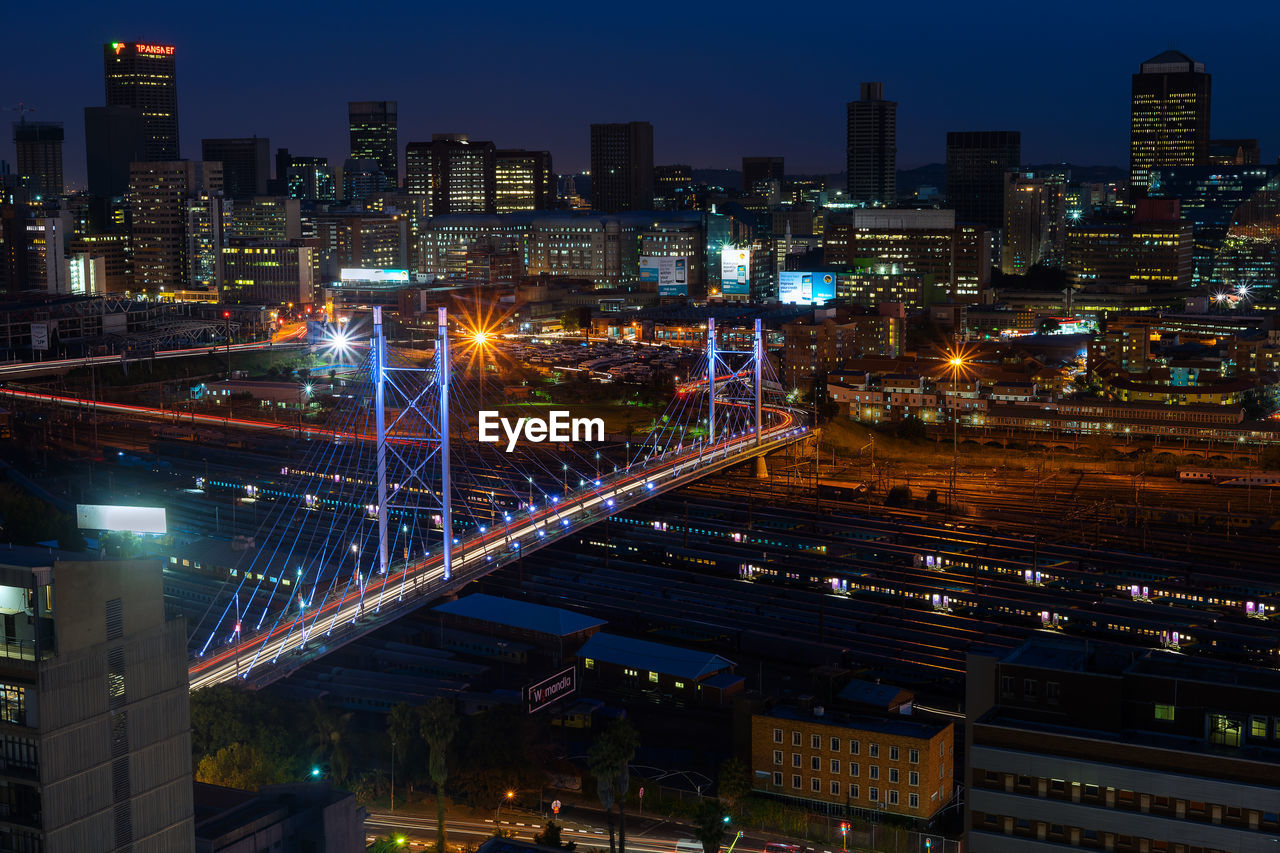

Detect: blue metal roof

[577,632,734,681]
[433,593,605,638]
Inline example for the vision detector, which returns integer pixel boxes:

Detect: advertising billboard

[639,256,688,297]
[339,268,410,283]
[76,504,168,534]
[525,666,577,713]
[720,248,750,295]
[779,271,838,305]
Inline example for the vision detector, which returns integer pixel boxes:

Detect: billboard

[640,256,688,297]
[720,248,750,295]
[30,323,49,351]
[76,504,167,534]
[525,666,576,713]
[779,271,838,305]
[339,268,409,283]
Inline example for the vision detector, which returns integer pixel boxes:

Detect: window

[648,671,659,683]
[830,736,841,751]
[773,771,782,787]
[888,790,899,805]
[909,771,919,786]
[1046,681,1060,704]
[909,793,919,809]
[811,777,820,793]
[773,728,783,744]
[830,780,840,795]
[908,749,920,764]
[811,756,820,771]
[773,750,783,766]
[869,766,879,780]
[811,734,821,749]
[1001,675,1014,696]
[849,740,860,755]
[674,681,685,688]
[830,759,840,774]
[889,768,899,783]
[792,731,801,746]
[1023,678,1037,698]
[1210,714,1243,747]
[869,743,880,758]
[850,763,859,777]
[792,753,801,768]
[1251,716,1269,739]
[0,684,25,726]
[1154,704,1175,721]
[623,668,638,677]
[791,775,801,789]
[869,787,879,802]
[889,746,899,761]
[849,784,859,799]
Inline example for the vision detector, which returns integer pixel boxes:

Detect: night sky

[6,0,1279,189]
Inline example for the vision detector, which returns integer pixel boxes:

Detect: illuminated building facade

[312,213,405,280]
[225,196,302,242]
[128,161,223,292]
[282,155,336,202]
[1002,169,1066,275]
[846,82,897,206]
[12,121,64,198]
[103,41,179,160]
[221,241,315,305]
[1209,138,1260,166]
[348,101,398,186]
[405,135,496,215]
[825,209,990,299]
[200,137,270,199]
[654,164,694,210]
[946,131,1020,229]
[1129,51,1210,199]
[1065,218,1193,291]
[589,121,654,213]
[495,149,554,212]
[781,310,903,387]
[742,156,784,196]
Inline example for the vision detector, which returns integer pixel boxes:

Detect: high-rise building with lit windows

[405,135,496,215]
[103,41,179,161]
[348,101,398,187]
[12,121,64,198]
[846,82,897,206]
[128,160,223,291]
[1129,51,1210,199]
[589,121,654,213]
[495,149,554,212]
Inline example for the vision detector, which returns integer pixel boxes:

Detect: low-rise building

[576,631,743,707]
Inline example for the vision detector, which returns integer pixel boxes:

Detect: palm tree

[588,746,617,853]
[419,697,460,853]
[308,701,353,784]
[388,701,418,808]
[692,800,728,853]
[588,719,639,853]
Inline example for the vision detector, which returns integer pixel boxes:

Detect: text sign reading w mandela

[526,666,576,714]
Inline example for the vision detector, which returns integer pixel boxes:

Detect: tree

[388,701,419,805]
[420,696,461,853]
[309,701,353,785]
[588,719,639,853]
[716,758,751,816]
[196,742,292,791]
[535,821,576,851]
[692,800,728,853]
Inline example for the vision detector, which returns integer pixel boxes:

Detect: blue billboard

[779,271,837,304]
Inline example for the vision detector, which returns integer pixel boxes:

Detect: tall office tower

[348,101,398,187]
[283,155,336,202]
[103,40,179,160]
[1002,169,1067,274]
[200,137,269,199]
[589,121,654,212]
[742,156,784,195]
[13,121,64,197]
[846,82,897,206]
[84,106,147,197]
[495,149,554,212]
[129,160,223,291]
[946,130,1021,229]
[0,557,195,852]
[405,135,496,215]
[1129,51,1211,198]
[342,158,392,203]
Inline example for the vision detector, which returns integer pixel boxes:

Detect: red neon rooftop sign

[136,43,175,55]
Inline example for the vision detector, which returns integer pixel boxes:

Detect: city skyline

[4,1,1278,188]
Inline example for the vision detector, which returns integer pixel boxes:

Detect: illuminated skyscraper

[1129,51,1210,198]
[405,135,496,215]
[846,82,897,206]
[12,121,64,198]
[128,160,223,291]
[589,121,654,213]
[348,101,398,186]
[495,149,554,212]
[103,41,179,160]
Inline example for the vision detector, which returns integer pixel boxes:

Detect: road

[187,404,806,689]
[0,333,305,380]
